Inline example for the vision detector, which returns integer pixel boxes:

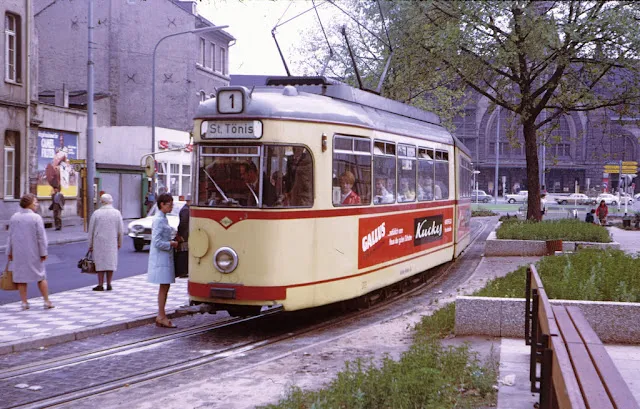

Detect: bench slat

[553,306,583,344]
[566,307,640,409]
[538,289,558,336]
[550,336,587,409]
[565,343,615,409]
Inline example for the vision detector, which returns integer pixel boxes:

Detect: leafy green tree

[300,1,640,220]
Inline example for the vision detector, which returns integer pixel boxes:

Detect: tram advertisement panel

[457,203,471,239]
[358,207,454,269]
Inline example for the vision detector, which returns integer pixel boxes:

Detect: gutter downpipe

[25,0,31,196]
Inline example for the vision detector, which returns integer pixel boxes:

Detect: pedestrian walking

[7,193,54,310]
[596,200,608,226]
[50,187,65,230]
[147,193,179,328]
[174,195,191,278]
[88,194,124,291]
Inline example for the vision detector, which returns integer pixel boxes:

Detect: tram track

[5,219,493,409]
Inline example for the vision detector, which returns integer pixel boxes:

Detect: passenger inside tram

[284,147,313,207]
[398,178,416,202]
[373,178,395,204]
[417,176,433,201]
[335,170,361,205]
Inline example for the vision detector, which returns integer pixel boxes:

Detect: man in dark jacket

[50,187,65,230]
[174,195,191,278]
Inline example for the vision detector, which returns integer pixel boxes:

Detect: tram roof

[197,76,461,147]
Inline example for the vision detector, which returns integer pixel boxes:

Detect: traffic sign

[622,161,638,166]
[604,165,638,174]
[69,159,86,165]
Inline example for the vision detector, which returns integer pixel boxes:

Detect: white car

[505,190,528,204]
[595,194,619,206]
[127,201,185,251]
[555,193,596,206]
[635,193,640,202]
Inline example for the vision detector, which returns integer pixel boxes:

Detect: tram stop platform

[0,224,638,408]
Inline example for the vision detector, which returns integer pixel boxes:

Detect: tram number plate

[210,288,236,299]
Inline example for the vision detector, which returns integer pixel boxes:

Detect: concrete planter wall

[455,296,640,344]
[484,231,620,256]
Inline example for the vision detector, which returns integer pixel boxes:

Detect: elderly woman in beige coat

[7,193,53,310]
[88,194,124,291]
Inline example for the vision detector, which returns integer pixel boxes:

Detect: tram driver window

[197,145,314,208]
[332,135,371,206]
[373,141,396,205]
[434,150,449,200]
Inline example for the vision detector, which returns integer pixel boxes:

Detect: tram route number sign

[201,120,263,139]
[358,207,454,269]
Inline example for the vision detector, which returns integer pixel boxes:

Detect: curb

[0,236,88,253]
[0,308,196,355]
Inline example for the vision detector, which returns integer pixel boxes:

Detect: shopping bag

[0,262,17,291]
[77,250,96,274]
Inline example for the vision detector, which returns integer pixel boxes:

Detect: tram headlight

[213,247,238,274]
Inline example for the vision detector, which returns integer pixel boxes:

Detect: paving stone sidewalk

[0,223,88,253]
[0,275,190,355]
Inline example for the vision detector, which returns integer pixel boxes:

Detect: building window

[5,13,21,83]
[210,42,215,70]
[199,38,205,66]
[4,130,19,198]
[220,47,226,75]
[156,160,191,196]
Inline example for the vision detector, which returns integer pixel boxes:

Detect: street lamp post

[473,170,480,203]
[151,25,229,193]
[494,106,500,204]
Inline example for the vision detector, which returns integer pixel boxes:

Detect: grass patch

[472,208,498,217]
[475,249,640,302]
[495,219,611,242]
[260,303,497,409]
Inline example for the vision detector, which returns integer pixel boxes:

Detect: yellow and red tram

[187,77,472,316]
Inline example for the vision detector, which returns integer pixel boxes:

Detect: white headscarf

[100,193,113,205]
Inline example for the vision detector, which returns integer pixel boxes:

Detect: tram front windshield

[197,145,313,208]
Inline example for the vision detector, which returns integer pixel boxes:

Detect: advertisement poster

[457,203,471,240]
[37,130,79,197]
[358,207,454,269]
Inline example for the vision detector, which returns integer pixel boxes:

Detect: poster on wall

[36,130,79,197]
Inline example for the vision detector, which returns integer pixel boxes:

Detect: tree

[300,1,640,220]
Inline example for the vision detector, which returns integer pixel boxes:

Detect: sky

[198,0,337,75]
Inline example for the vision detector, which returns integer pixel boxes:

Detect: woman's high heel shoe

[155,317,176,328]
[44,301,55,309]
[21,302,30,311]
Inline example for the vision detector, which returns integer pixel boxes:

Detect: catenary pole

[494,107,500,204]
[86,0,95,220]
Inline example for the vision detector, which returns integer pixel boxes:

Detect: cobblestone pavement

[0,275,191,354]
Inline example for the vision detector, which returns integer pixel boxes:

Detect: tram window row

[196,136,470,209]
[332,135,452,207]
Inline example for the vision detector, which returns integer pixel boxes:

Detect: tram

[187,76,473,316]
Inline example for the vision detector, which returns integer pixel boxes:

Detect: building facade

[34,0,234,215]
[453,95,640,196]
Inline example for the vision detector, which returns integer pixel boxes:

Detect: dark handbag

[78,250,96,274]
[49,204,54,211]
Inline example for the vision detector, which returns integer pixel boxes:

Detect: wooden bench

[525,264,639,409]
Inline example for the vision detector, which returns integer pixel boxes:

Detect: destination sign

[201,120,263,139]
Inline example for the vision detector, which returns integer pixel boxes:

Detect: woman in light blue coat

[147,193,178,328]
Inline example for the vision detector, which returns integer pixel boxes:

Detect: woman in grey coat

[147,193,178,328]
[88,193,124,291]
[7,193,54,310]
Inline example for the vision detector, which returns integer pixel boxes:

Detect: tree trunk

[523,121,542,221]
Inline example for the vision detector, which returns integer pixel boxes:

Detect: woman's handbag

[78,250,96,274]
[0,262,18,291]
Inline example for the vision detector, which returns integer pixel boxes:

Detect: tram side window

[265,145,313,207]
[373,141,396,205]
[398,145,416,203]
[418,147,435,201]
[435,150,449,200]
[332,135,371,206]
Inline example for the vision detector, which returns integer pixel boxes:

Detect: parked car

[471,190,492,203]
[505,190,528,204]
[127,201,185,252]
[595,194,619,206]
[619,193,635,205]
[555,193,596,206]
